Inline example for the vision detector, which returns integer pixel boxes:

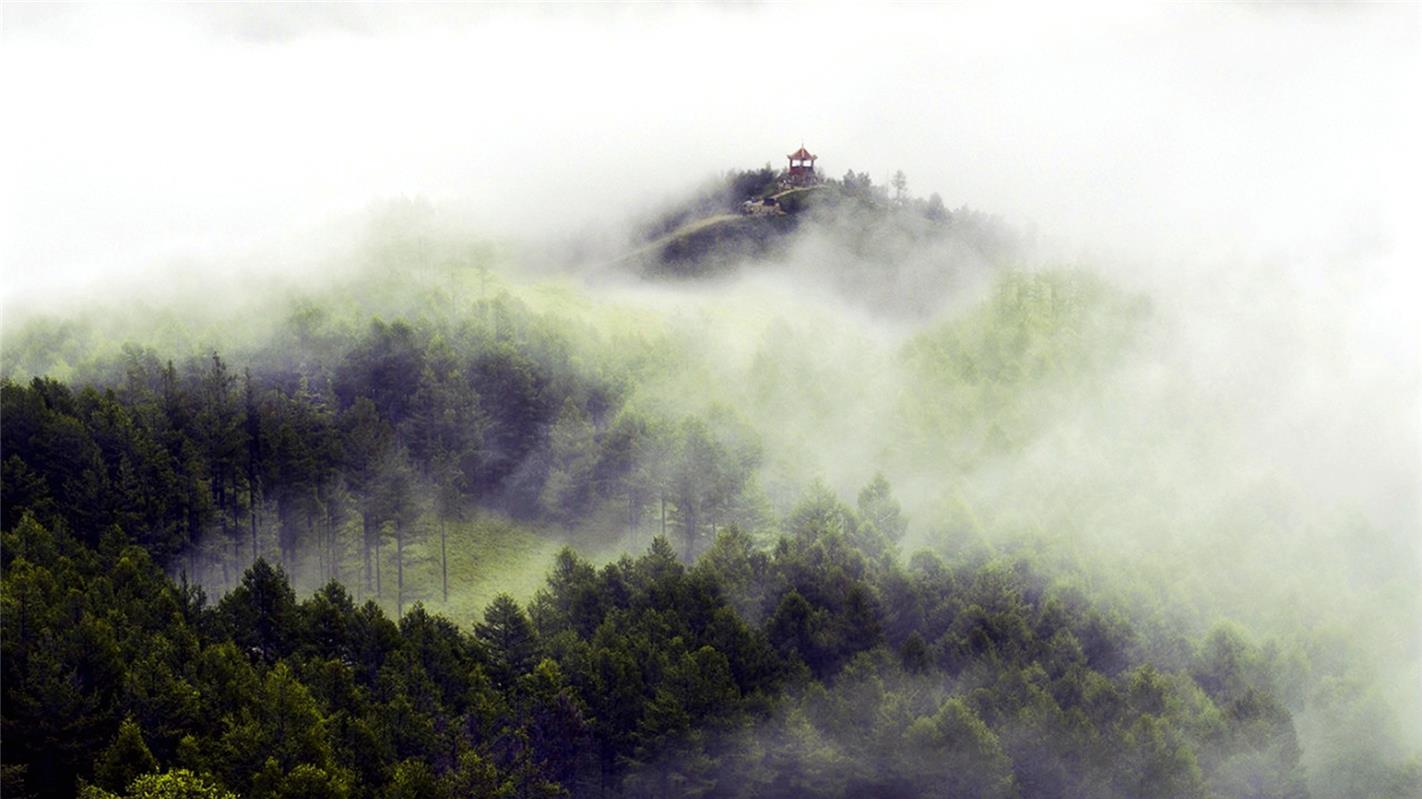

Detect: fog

[4,4,1415,305]
[3,2,1420,794]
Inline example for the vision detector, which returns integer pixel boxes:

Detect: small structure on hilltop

[740,196,783,216]
[784,144,821,187]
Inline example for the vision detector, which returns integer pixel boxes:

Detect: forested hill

[0,266,1138,606]
[624,166,1018,289]
[5,503,1312,799]
[3,204,1418,798]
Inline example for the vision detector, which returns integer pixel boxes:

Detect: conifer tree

[93,718,159,793]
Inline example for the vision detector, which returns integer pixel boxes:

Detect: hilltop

[621,160,1018,288]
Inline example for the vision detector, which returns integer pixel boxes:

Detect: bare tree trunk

[316,514,326,584]
[328,509,338,584]
[362,512,373,598]
[248,456,260,566]
[250,497,259,566]
[682,507,698,563]
[306,510,316,589]
[228,472,240,587]
[396,518,405,618]
[324,513,332,583]
[440,518,448,603]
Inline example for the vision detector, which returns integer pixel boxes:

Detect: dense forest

[3,498,1314,798]
[3,171,1419,799]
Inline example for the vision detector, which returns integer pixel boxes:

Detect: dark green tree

[218,559,299,663]
[93,717,160,792]
[476,594,538,691]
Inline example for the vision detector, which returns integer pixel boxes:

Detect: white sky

[0,3,1418,307]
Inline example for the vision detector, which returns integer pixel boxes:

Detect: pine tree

[94,717,159,792]
[475,594,537,690]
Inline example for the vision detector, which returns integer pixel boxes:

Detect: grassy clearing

[365,513,565,626]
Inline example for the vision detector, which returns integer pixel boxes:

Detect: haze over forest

[2,5,1419,799]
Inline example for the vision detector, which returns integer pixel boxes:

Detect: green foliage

[640,166,781,241]
[2,253,1409,799]
[94,717,160,791]
[476,594,538,690]
[0,286,768,607]
[149,772,229,799]
[218,559,299,662]
[382,760,442,799]
[900,270,1148,468]
[856,472,906,544]
[0,493,1328,799]
[905,698,1017,798]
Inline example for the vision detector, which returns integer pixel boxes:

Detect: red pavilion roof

[787,146,816,161]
